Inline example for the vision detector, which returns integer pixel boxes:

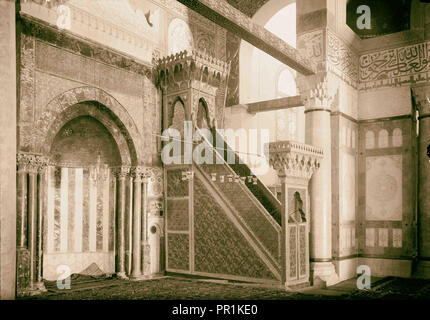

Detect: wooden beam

[246,96,303,114]
[177,0,316,76]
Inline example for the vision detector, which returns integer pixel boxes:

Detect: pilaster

[412,86,430,278]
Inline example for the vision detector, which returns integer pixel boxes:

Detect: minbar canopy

[177,0,316,76]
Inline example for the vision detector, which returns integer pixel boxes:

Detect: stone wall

[0,0,17,300]
[18,16,157,165]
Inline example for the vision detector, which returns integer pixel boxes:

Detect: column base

[115,272,128,280]
[34,281,47,293]
[414,260,430,279]
[129,274,157,281]
[310,261,339,287]
[19,282,47,297]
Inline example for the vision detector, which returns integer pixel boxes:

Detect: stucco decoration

[327,31,359,88]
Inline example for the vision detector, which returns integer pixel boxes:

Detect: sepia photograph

[0,0,430,313]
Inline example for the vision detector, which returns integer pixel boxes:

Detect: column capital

[130,166,163,183]
[131,166,152,182]
[112,166,131,179]
[269,141,323,181]
[17,153,50,173]
[412,86,430,114]
[296,72,338,111]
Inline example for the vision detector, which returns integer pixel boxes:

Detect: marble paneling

[340,153,356,222]
[358,258,412,278]
[366,155,402,221]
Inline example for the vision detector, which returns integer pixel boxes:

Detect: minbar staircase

[194,128,283,281]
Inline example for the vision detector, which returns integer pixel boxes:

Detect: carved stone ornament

[17,153,50,173]
[131,166,160,183]
[112,166,131,179]
[296,72,338,110]
[269,141,323,180]
[154,50,229,93]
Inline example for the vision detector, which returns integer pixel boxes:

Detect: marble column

[297,73,339,286]
[15,153,49,296]
[36,164,47,291]
[27,165,38,289]
[130,167,143,280]
[412,86,430,278]
[141,169,151,276]
[114,166,130,278]
[16,155,29,249]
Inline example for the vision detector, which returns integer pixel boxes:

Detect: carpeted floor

[21,276,430,300]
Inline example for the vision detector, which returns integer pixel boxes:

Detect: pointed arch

[32,86,144,165]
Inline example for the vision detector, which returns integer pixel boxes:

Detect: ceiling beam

[177,0,316,76]
[246,96,303,114]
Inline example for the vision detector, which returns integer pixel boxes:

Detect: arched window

[240,1,297,103]
[277,68,297,97]
[238,1,303,142]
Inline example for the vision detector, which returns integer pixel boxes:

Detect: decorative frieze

[327,31,359,88]
[21,0,159,64]
[20,18,152,78]
[359,41,430,90]
[299,30,430,92]
[297,30,324,64]
[269,141,323,180]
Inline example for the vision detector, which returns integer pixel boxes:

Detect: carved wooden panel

[288,225,297,279]
[167,233,189,271]
[166,199,189,231]
[167,169,188,197]
[299,224,307,277]
[193,177,276,280]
